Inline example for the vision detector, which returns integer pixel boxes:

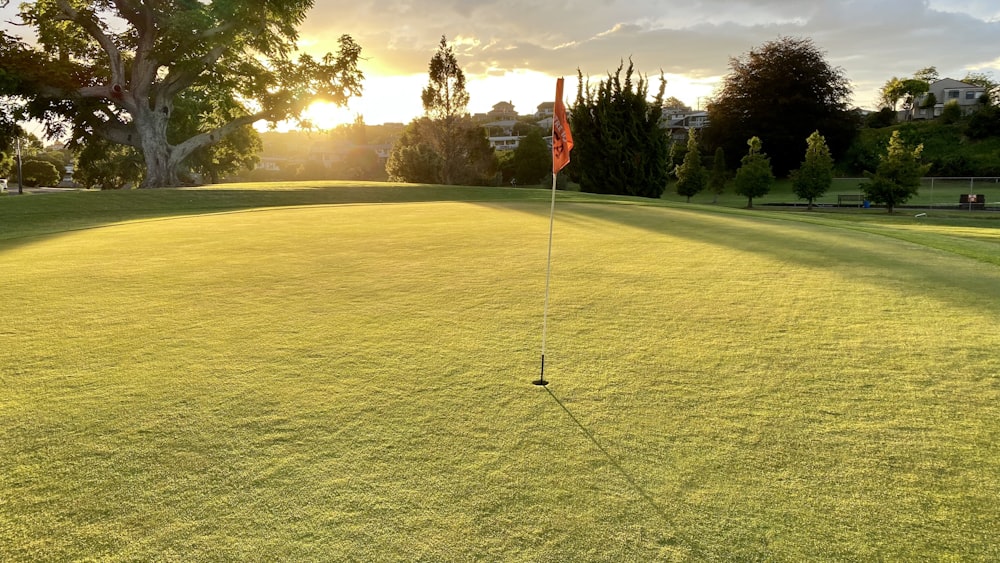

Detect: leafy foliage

[0,1,362,187]
[386,120,444,184]
[674,128,706,202]
[387,36,495,186]
[20,159,60,187]
[940,101,962,124]
[966,105,1000,140]
[707,147,729,203]
[73,137,145,190]
[791,131,834,209]
[862,130,931,213]
[569,60,670,198]
[512,129,550,186]
[421,36,470,122]
[733,136,774,208]
[704,37,856,177]
[386,116,496,186]
[961,72,999,105]
[667,140,687,180]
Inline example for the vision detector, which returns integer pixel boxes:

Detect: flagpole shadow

[541,384,707,559]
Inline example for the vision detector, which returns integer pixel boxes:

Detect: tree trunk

[135,105,180,188]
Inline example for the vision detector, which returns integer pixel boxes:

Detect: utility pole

[15,136,24,195]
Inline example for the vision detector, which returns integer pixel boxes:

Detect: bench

[837,194,865,206]
[959,194,986,210]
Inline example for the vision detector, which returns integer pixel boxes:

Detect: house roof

[930,78,978,90]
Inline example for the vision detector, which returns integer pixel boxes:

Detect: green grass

[660,176,1000,210]
[2,183,999,560]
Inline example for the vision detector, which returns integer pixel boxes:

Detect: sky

[3,0,999,129]
[294,0,1000,126]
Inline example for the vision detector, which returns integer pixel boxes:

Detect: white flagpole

[535,170,558,386]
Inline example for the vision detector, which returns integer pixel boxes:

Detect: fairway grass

[1,186,998,560]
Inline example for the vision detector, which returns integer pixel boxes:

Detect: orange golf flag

[552,77,574,174]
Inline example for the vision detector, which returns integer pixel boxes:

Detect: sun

[302,100,358,130]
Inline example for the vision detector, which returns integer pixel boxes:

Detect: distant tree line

[5,12,996,195]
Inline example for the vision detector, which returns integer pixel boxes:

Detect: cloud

[298,0,999,112]
[4,0,995,121]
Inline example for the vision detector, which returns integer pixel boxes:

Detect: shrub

[941,101,962,124]
[21,159,61,187]
[966,106,1000,140]
[864,108,897,129]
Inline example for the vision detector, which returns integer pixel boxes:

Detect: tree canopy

[421,36,470,123]
[862,130,931,214]
[386,36,496,186]
[569,60,670,198]
[704,36,856,178]
[0,0,362,188]
[512,129,550,185]
[961,72,999,105]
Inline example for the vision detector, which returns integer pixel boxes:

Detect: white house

[910,78,987,120]
[662,111,710,143]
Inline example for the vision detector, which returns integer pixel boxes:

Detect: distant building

[662,110,710,143]
[535,102,555,120]
[908,78,987,120]
[486,101,517,121]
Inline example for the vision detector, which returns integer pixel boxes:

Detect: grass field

[1,183,998,560]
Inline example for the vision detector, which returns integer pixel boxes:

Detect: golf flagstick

[535,77,574,386]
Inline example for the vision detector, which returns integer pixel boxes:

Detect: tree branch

[53,0,125,88]
[170,112,265,166]
[160,44,227,100]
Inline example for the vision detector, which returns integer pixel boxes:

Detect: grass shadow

[541,383,708,559]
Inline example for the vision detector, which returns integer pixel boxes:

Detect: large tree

[877,69,938,117]
[704,36,856,177]
[0,1,362,188]
[421,35,475,185]
[569,60,670,198]
[388,35,496,185]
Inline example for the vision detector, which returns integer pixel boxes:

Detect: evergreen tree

[668,140,687,179]
[862,130,931,214]
[791,130,834,210]
[569,60,670,198]
[734,136,774,208]
[674,128,706,202]
[708,147,728,204]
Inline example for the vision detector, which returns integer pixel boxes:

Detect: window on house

[947,90,960,99]
[966,91,980,100]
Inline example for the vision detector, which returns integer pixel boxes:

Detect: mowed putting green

[1,186,998,560]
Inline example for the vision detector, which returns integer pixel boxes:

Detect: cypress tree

[569,60,670,198]
[675,128,706,202]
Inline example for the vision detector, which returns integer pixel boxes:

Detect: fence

[829,177,1000,210]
